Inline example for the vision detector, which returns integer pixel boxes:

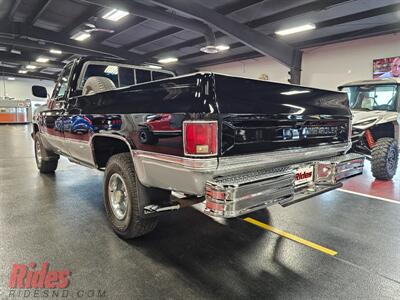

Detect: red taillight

[183,121,218,156]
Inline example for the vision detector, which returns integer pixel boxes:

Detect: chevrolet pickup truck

[32,56,365,239]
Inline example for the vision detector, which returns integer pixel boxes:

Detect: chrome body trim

[204,153,365,218]
[132,150,217,195]
[131,142,351,195]
[216,142,351,175]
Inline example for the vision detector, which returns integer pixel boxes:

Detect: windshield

[341,84,398,111]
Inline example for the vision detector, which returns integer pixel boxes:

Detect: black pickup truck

[32,56,365,239]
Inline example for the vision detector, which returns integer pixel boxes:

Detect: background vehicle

[31,56,365,239]
[339,78,399,180]
[138,113,185,145]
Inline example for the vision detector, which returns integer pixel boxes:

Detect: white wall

[199,33,400,91]
[199,56,290,83]
[0,77,55,101]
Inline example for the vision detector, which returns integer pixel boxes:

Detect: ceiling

[0,0,399,81]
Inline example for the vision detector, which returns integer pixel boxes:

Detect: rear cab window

[78,62,174,91]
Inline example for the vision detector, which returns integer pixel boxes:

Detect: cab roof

[339,78,400,88]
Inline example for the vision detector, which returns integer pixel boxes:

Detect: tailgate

[213,74,351,156]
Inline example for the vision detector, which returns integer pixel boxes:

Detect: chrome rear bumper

[204,153,365,218]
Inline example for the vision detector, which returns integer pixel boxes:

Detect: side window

[152,71,173,81]
[136,69,151,84]
[119,67,135,87]
[53,64,72,99]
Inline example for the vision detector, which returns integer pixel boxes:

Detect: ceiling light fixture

[145,64,163,70]
[281,90,311,96]
[216,44,230,51]
[200,45,219,54]
[18,70,28,74]
[200,44,230,54]
[50,49,62,54]
[71,31,91,41]
[26,65,37,70]
[7,77,15,81]
[36,57,50,63]
[158,57,178,64]
[10,49,21,55]
[102,9,129,21]
[275,24,316,36]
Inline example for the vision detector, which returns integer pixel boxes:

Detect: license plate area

[295,164,314,186]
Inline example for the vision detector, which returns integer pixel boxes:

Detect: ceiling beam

[295,22,400,49]
[121,0,264,52]
[145,32,225,59]
[152,0,299,68]
[316,3,400,28]
[0,21,152,63]
[8,0,22,21]
[246,0,351,28]
[180,2,399,64]
[193,51,262,68]
[146,0,350,60]
[99,16,147,44]
[61,4,148,52]
[0,55,64,70]
[28,0,53,25]
[189,22,400,69]
[0,67,56,81]
[79,0,216,45]
[62,4,101,34]
[0,37,117,59]
[121,27,181,51]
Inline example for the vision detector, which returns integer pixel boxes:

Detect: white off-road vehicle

[339,78,399,180]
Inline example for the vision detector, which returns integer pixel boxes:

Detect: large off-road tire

[104,153,168,239]
[371,138,398,180]
[82,76,116,95]
[34,134,59,173]
[138,127,159,145]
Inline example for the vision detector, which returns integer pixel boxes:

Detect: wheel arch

[370,122,397,142]
[90,134,134,169]
[33,123,39,134]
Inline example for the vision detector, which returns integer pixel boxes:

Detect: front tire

[34,134,59,173]
[371,138,398,180]
[104,153,168,239]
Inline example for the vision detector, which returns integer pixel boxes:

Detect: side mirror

[32,85,48,98]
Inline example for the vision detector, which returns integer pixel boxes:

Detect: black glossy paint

[213,74,349,115]
[69,73,217,114]
[3,125,400,299]
[35,58,351,164]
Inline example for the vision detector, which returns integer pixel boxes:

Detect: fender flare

[89,133,135,168]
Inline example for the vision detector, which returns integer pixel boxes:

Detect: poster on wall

[373,56,400,78]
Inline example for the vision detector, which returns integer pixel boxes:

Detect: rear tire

[34,134,59,173]
[104,153,168,239]
[371,138,398,180]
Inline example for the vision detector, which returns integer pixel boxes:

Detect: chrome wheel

[108,173,128,220]
[35,140,42,165]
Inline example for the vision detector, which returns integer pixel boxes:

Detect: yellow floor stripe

[243,217,338,256]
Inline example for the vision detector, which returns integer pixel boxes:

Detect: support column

[289,49,303,85]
